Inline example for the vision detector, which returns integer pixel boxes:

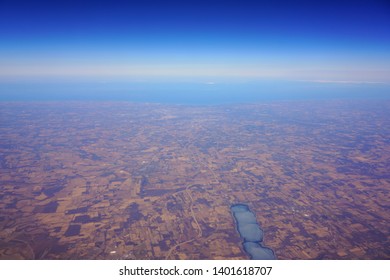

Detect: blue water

[231,204,276,260]
[1,80,389,104]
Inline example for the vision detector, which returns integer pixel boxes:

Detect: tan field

[0,100,389,259]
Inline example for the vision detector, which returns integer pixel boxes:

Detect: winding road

[165,184,202,260]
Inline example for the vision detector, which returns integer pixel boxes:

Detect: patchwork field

[0,100,389,259]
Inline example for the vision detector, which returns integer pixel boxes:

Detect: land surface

[0,100,389,259]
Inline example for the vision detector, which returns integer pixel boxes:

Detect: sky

[0,0,389,101]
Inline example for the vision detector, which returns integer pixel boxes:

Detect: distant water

[231,204,276,260]
[0,80,389,104]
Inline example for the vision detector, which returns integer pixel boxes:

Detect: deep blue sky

[0,0,389,101]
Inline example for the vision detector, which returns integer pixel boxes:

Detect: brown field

[0,100,389,259]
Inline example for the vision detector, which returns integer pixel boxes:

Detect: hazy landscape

[1,0,389,260]
[1,99,389,259]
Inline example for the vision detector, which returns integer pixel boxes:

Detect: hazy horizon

[1,0,389,103]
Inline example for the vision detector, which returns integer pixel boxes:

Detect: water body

[1,80,389,104]
[231,204,276,260]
